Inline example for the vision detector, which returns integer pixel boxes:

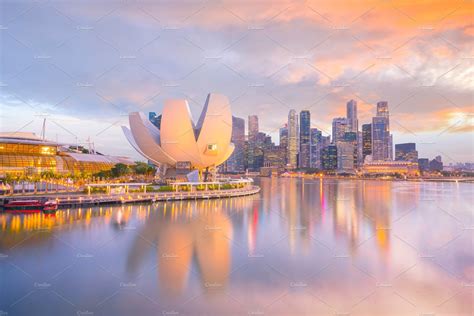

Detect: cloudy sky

[0,0,472,162]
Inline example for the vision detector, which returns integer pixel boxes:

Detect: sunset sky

[1,0,472,162]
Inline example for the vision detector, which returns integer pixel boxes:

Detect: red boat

[3,199,58,214]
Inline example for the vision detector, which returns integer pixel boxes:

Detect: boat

[3,199,58,213]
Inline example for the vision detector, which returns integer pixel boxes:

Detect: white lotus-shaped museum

[122,93,234,172]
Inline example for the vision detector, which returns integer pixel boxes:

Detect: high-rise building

[263,145,286,169]
[248,115,259,141]
[430,156,443,171]
[346,99,358,132]
[287,110,298,169]
[321,144,337,171]
[362,123,372,161]
[332,118,348,144]
[376,101,389,117]
[337,142,355,173]
[372,101,392,161]
[310,128,322,169]
[299,110,311,168]
[418,158,429,172]
[247,115,259,171]
[395,143,418,163]
[225,116,245,173]
[279,124,288,150]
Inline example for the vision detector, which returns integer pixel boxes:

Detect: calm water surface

[1,178,473,315]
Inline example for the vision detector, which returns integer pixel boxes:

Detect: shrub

[158,185,174,192]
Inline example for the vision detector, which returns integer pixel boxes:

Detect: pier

[0,185,261,208]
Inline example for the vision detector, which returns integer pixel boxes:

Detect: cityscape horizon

[0,1,472,315]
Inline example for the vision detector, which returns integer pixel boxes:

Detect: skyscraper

[376,101,389,117]
[310,128,322,169]
[279,124,288,149]
[362,123,372,161]
[248,115,259,141]
[226,116,245,172]
[372,101,392,161]
[332,118,348,144]
[299,110,311,168]
[321,144,337,171]
[247,115,259,170]
[346,99,358,132]
[287,110,298,169]
[395,143,418,162]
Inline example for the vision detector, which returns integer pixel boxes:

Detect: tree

[132,162,156,176]
[111,163,130,178]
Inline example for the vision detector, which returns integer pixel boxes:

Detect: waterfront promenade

[0,185,261,208]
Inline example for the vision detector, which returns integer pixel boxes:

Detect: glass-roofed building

[0,132,133,176]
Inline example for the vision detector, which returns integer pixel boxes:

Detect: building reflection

[125,199,248,296]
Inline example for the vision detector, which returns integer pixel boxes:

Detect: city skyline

[0,1,472,163]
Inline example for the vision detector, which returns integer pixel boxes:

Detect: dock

[0,186,261,208]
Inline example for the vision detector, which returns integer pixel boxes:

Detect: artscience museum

[122,93,235,180]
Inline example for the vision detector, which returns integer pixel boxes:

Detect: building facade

[321,144,337,171]
[362,123,372,161]
[346,99,358,132]
[371,101,392,161]
[287,110,299,169]
[225,116,246,172]
[395,143,418,163]
[332,118,348,144]
[299,110,311,168]
[310,128,322,169]
[0,132,133,176]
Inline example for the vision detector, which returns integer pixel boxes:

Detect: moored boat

[3,199,58,213]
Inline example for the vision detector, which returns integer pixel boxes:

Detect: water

[1,178,472,315]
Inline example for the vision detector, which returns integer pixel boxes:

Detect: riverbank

[276,175,474,183]
[0,185,261,208]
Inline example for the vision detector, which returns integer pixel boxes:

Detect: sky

[0,0,473,163]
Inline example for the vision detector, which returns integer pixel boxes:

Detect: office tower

[430,156,443,171]
[337,142,355,173]
[226,116,245,173]
[321,144,337,171]
[149,112,162,129]
[263,144,286,169]
[299,110,311,168]
[310,128,322,169]
[247,115,259,171]
[395,143,418,163]
[248,115,259,141]
[287,110,298,169]
[362,123,372,161]
[418,158,429,172]
[346,99,358,132]
[332,118,348,144]
[376,101,389,117]
[321,135,331,148]
[372,101,392,161]
[279,124,288,149]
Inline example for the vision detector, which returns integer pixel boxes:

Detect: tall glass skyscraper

[248,115,260,171]
[362,123,372,161]
[226,116,245,172]
[372,101,392,161]
[287,110,298,169]
[346,99,358,132]
[332,117,348,144]
[310,128,322,169]
[299,110,311,168]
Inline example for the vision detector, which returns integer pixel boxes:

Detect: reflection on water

[0,178,472,315]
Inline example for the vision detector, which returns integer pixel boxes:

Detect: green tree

[111,163,130,178]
